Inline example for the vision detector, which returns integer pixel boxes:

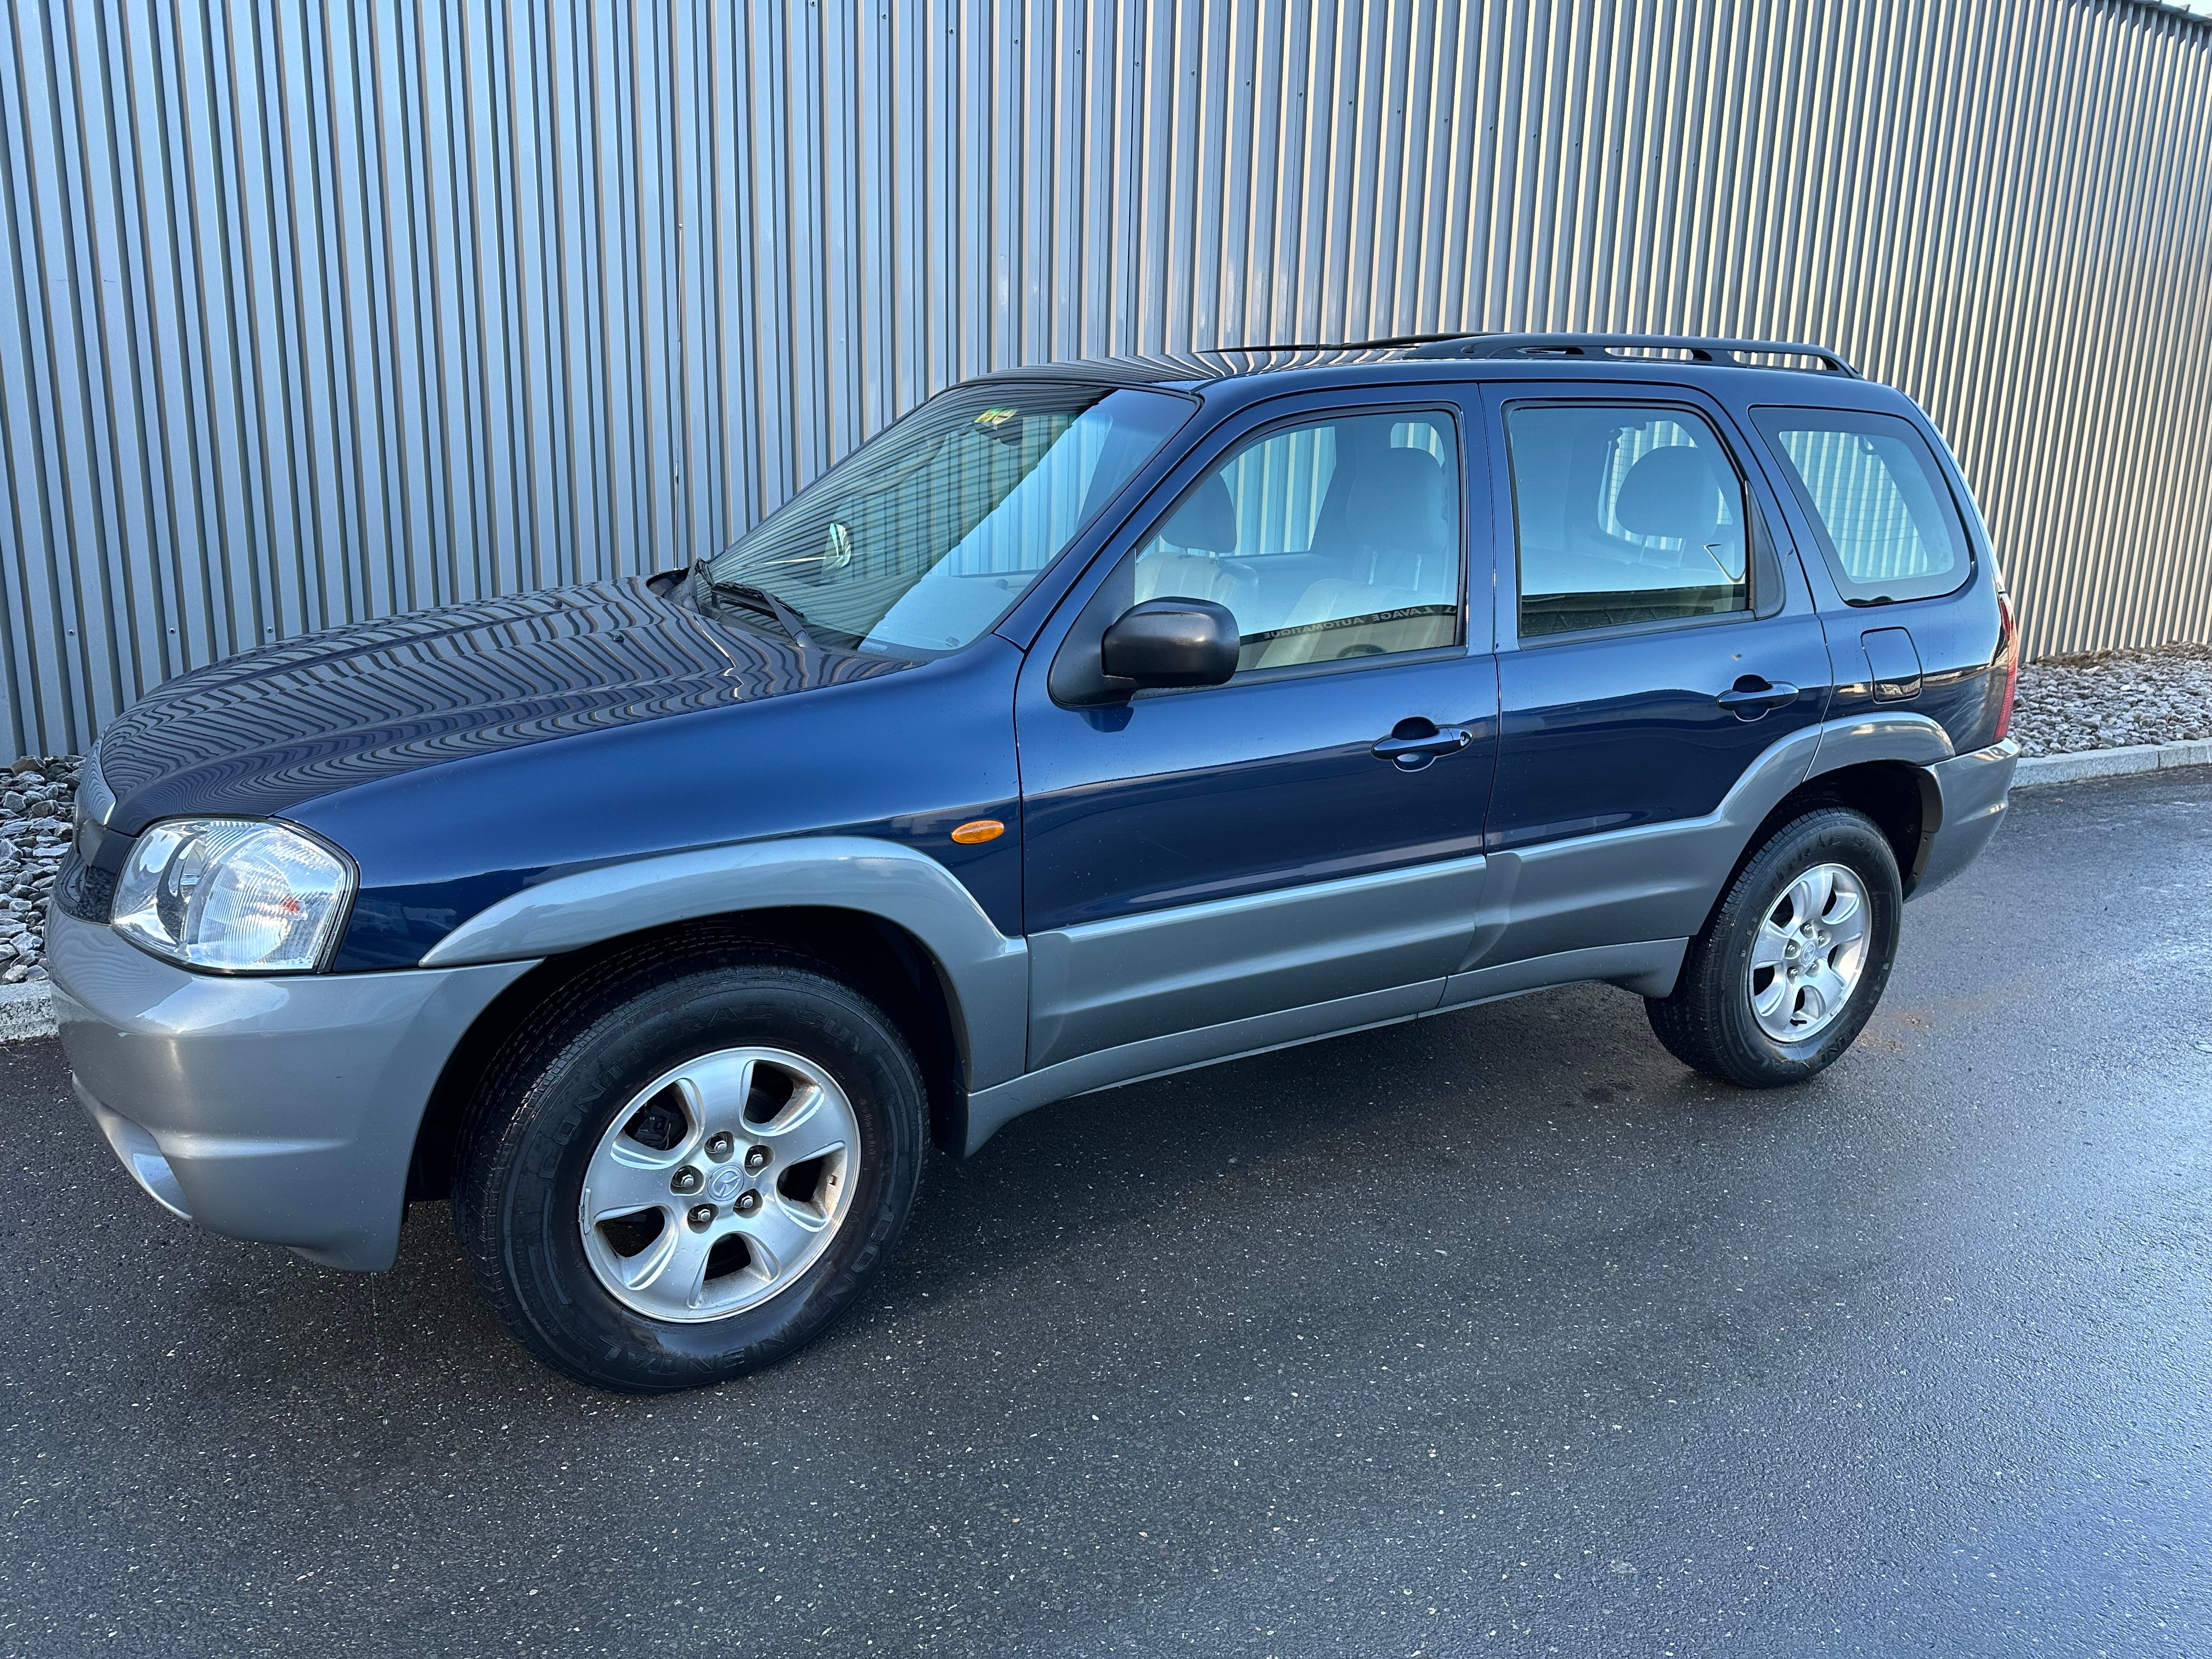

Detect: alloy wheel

[1746,861,1871,1043]
[578,1047,858,1322]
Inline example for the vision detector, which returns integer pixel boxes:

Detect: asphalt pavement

[3,768,2209,1658]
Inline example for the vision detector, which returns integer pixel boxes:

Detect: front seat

[1344,447,1453,590]
[1255,448,1453,666]
[1134,473,1257,617]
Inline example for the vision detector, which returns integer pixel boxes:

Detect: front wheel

[453,946,926,1393]
[1645,806,1903,1088]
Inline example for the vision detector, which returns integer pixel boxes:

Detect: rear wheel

[453,945,926,1393]
[1646,807,1902,1088]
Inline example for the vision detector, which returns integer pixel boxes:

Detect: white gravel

[0,755,76,982]
[0,642,2200,929]
[2008,641,2212,759]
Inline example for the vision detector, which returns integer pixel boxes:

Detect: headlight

[111,818,353,973]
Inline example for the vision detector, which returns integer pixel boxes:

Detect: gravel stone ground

[0,755,74,982]
[2008,641,2212,757]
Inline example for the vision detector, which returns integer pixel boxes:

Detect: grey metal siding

[1,0,2207,757]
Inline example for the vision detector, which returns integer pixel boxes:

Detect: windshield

[704,382,1193,654]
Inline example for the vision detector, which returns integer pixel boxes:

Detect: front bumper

[1914,737,2021,896]
[50,910,535,1271]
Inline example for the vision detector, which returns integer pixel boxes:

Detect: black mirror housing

[1098,599,1241,690]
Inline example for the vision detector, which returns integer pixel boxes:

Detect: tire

[1645,806,1903,1088]
[453,941,926,1393]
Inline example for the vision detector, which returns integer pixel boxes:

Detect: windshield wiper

[697,571,817,654]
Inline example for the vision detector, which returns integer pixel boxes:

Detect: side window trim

[1046,396,1478,705]
[1490,389,1785,649]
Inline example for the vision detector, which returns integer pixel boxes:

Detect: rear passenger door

[1471,382,1835,966]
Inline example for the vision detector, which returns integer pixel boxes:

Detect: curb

[0,979,53,1043]
[2012,735,2212,788]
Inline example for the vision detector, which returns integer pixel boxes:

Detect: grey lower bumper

[1915,737,2021,896]
[49,910,534,1271]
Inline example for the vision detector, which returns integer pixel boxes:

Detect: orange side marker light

[950,819,1005,844]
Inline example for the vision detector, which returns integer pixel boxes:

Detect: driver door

[1013,390,1500,1073]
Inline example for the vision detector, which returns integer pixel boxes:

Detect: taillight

[1994,592,2019,742]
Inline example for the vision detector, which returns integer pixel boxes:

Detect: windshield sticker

[972,407,1019,428]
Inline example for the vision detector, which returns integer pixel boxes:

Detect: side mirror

[1099,599,1241,690]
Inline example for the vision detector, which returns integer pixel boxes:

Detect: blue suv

[52,334,2021,1391]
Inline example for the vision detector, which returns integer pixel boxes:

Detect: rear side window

[1751,408,1969,604]
[1505,403,1750,638]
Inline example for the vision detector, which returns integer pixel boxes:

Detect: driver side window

[1128,410,1463,670]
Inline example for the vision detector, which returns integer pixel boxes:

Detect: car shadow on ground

[393,979,1770,1386]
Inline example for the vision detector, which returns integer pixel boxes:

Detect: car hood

[87,579,912,833]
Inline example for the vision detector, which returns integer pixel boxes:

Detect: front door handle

[1372,718,1475,770]
[1715,678,1799,719]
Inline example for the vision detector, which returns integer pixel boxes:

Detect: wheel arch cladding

[420,835,1025,1081]
[1718,712,1950,912]
[406,860,1018,1202]
[1729,760,1938,919]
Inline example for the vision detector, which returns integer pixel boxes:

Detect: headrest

[1615,446,1723,541]
[1341,448,1447,541]
[1162,473,1238,552]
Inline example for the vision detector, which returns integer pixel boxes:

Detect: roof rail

[1403,332,1861,377]
[1215,332,1470,353]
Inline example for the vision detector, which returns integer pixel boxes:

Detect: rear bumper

[49,910,534,1271]
[1915,737,2021,896]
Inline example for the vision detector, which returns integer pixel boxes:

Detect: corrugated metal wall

[2,1,2208,757]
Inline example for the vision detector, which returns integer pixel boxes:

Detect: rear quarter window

[1751,408,1971,605]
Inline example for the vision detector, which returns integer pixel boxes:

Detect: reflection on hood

[94,579,911,828]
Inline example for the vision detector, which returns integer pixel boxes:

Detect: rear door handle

[1372,718,1474,770]
[1715,678,1799,718]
